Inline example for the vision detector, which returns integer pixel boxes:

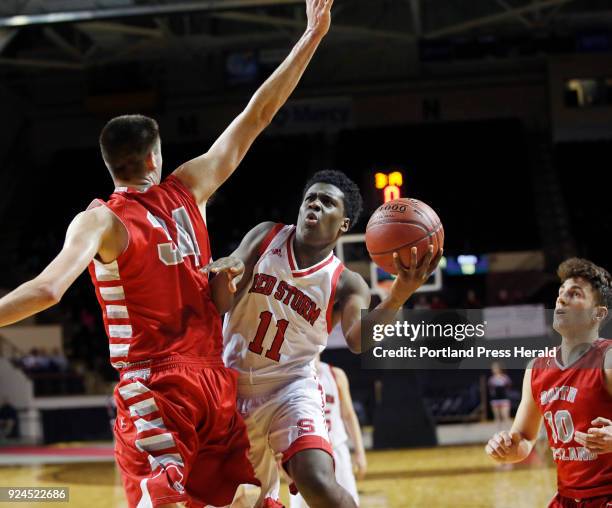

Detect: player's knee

[293,467,337,502]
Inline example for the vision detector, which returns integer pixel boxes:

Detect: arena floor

[0,444,557,507]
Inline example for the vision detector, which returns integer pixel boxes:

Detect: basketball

[365,198,444,275]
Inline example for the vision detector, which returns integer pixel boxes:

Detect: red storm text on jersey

[531,338,612,499]
[87,176,222,370]
[223,224,345,390]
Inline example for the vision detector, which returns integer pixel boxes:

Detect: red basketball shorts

[549,493,612,508]
[113,356,257,507]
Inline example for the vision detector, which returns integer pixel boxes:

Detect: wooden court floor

[0,445,557,507]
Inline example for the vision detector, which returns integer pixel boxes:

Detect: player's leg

[287,444,359,508]
[332,443,359,506]
[182,366,265,507]
[114,374,197,508]
[285,449,357,508]
[269,378,357,508]
[220,387,283,508]
[491,401,502,429]
[491,402,499,422]
[500,400,511,425]
[229,422,279,508]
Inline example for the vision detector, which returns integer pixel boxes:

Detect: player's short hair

[558,257,612,308]
[303,170,363,230]
[99,114,160,180]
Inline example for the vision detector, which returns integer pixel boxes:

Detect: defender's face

[297,183,349,244]
[553,277,602,335]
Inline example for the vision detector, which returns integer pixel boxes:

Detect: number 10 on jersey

[248,311,288,362]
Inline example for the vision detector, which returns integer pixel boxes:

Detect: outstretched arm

[0,207,118,327]
[337,246,442,353]
[485,365,542,464]
[334,366,367,480]
[173,0,334,205]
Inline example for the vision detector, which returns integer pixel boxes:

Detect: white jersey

[318,362,349,447]
[223,224,345,392]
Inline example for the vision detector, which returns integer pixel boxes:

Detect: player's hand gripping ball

[365,198,444,275]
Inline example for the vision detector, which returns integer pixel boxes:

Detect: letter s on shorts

[297,418,315,435]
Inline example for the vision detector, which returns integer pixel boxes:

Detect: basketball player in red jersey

[0,1,334,506]
[485,258,612,507]
[215,170,442,508]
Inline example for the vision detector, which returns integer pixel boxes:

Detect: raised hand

[306,0,334,38]
[202,257,244,294]
[388,245,443,305]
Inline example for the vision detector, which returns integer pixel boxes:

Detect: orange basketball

[365,198,444,275]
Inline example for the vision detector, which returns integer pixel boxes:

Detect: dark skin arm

[207,222,276,314]
[203,257,245,316]
[335,246,443,353]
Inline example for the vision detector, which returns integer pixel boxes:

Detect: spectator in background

[413,294,431,310]
[20,348,56,373]
[49,347,69,372]
[512,289,525,305]
[488,361,512,430]
[463,289,482,309]
[430,295,448,310]
[37,348,52,371]
[0,398,19,440]
[21,348,42,372]
[495,289,510,306]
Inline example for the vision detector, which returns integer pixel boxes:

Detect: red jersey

[87,175,222,370]
[531,338,612,499]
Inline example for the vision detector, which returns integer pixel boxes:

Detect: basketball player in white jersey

[214,170,441,508]
[289,353,365,507]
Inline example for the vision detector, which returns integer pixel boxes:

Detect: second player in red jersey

[89,174,252,507]
[88,176,223,366]
[531,339,611,500]
[486,258,612,508]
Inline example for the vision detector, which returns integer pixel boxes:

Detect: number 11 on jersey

[248,311,289,362]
